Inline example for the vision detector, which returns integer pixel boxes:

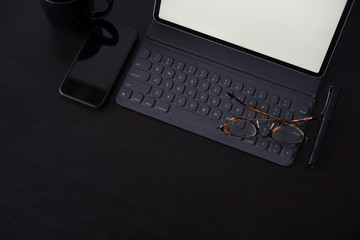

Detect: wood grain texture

[1,1,360,239]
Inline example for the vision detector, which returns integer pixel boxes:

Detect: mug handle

[91,0,114,20]
[94,20,119,46]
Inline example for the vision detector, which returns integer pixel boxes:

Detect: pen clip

[320,85,335,116]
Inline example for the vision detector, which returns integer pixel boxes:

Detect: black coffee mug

[40,0,114,31]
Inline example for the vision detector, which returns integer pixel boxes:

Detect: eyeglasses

[218,92,314,144]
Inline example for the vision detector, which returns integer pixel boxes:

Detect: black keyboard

[116,40,313,166]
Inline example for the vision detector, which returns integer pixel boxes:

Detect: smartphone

[59,21,137,108]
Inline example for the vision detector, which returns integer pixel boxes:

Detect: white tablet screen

[157,0,349,74]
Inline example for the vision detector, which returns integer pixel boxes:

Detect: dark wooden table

[1,1,360,239]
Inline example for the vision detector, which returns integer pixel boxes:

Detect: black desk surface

[1,1,360,239]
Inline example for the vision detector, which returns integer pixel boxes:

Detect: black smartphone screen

[60,21,137,107]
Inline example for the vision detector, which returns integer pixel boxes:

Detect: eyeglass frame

[218,91,314,144]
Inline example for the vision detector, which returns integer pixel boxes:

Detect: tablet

[154,0,354,77]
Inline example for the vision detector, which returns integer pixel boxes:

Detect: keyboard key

[209,73,220,83]
[279,98,291,108]
[118,88,132,99]
[222,113,234,122]
[268,94,279,104]
[128,68,150,81]
[257,138,269,150]
[143,96,155,107]
[232,106,244,116]
[244,109,256,119]
[197,68,208,79]
[209,85,222,96]
[185,88,197,98]
[232,82,243,92]
[150,52,162,62]
[155,101,170,112]
[198,80,210,91]
[210,109,222,120]
[151,64,163,75]
[197,92,209,103]
[162,79,173,90]
[222,90,233,98]
[173,60,185,71]
[162,56,174,66]
[221,77,232,87]
[258,102,269,112]
[281,148,294,159]
[258,125,270,137]
[134,58,152,71]
[269,106,281,117]
[150,76,162,85]
[131,92,143,103]
[187,100,198,111]
[174,72,187,83]
[291,102,309,115]
[125,79,151,94]
[281,111,293,120]
[209,97,221,107]
[245,97,257,108]
[255,89,267,100]
[185,65,197,75]
[220,101,232,111]
[187,77,198,87]
[175,96,187,107]
[245,138,257,145]
[269,143,282,154]
[151,88,163,98]
[163,68,175,79]
[138,49,151,58]
[163,92,175,102]
[244,86,255,96]
[237,94,246,102]
[173,84,185,94]
[198,104,210,115]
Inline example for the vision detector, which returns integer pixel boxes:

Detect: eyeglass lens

[224,119,256,137]
[271,125,304,143]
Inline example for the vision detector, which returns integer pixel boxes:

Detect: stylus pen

[308,85,341,168]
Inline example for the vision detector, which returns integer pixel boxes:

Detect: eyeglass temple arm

[260,116,314,123]
[226,91,283,120]
[226,91,313,122]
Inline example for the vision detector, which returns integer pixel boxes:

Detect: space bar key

[170,107,219,130]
